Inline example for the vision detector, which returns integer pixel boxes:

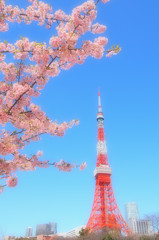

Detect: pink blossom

[106,51,114,57]
[92,23,106,34]
[37,150,43,157]
[80,162,87,171]
[106,47,120,57]
[95,37,108,46]
[101,0,110,3]
[54,10,66,20]
[75,119,80,125]
[6,176,18,187]
[0,186,4,194]
[54,160,75,172]
[49,36,62,48]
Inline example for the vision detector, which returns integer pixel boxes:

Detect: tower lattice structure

[86,92,132,236]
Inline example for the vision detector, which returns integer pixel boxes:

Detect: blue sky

[0,0,159,238]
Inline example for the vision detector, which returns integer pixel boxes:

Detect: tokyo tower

[86,91,132,236]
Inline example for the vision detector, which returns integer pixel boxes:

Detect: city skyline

[0,0,159,238]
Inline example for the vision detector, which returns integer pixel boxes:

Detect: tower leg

[86,180,132,236]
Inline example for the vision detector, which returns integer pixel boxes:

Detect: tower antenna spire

[98,88,102,113]
[97,88,104,122]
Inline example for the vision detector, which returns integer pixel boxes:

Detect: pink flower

[106,49,118,57]
[95,37,108,46]
[102,0,110,3]
[75,119,80,125]
[49,36,62,48]
[6,176,18,187]
[80,162,87,171]
[54,10,66,20]
[0,186,4,194]
[92,23,106,34]
[37,150,43,157]
[54,160,74,172]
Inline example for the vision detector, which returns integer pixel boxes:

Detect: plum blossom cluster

[0,0,119,193]
[6,176,18,187]
[0,0,110,32]
[52,160,87,172]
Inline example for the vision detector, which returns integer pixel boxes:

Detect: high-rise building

[125,202,140,222]
[36,223,57,236]
[26,227,33,237]
[125,202,151,235]
[128,218,151,235]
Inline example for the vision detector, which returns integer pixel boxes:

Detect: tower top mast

[98,90,102,113]
[97,90,104,121]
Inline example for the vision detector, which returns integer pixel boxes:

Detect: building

[125,202,140,222]
[26,227,33,237]
[57,225,86,238]
[36,223,57,236]
[125,202,151,235]
[37,235,56,240]
[3,236,15,240]
[128,218,151,235]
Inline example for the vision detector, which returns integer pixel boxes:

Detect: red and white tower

[86,91,132,236]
